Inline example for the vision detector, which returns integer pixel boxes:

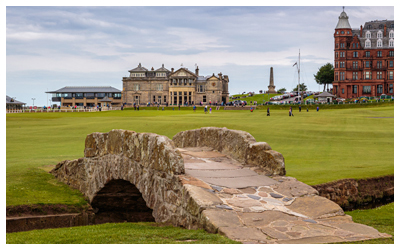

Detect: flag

[293,62,297,67]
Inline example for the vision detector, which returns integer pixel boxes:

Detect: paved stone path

[178,147,391,244]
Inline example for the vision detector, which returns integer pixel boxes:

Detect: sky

[5,2,395,106]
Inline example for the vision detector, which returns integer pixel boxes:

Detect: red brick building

[333,9,394,98]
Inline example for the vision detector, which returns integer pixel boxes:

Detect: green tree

[292,83,307,92]
[277,88,286,94]
[314,63,334,92]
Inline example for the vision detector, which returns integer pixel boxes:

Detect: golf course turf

[6,103,394,243]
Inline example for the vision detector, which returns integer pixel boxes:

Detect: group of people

[264,105,320,117]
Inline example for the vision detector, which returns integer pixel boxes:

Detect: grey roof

[335,11,351,29]
[46,86,121,93]
[6,95,26,105]
[197,74,217,82]
[315,92,336,98]
[155,64,170,72]
[99,96,112,102]
[354,20,394,49]
[129,63,148,72]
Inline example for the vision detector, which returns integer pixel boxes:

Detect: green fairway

[6,222,239,244]
[6,105,393,207]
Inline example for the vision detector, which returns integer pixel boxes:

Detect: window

[203,95,207,102]
[340,52,346,58]
[377,39,382,47]
[377,51,382,57]
[389,30,394,38]
[365,31,371,38]
[341,31,344,34]
[335,62,338,68]
[366,24,372,30]
[352,61,358,69]
[364,71,371,80]
[197,85,205,93]
[377,31,383,39]
[377,72,383,79]
[97,93,105,98]
[335,52,338,58]
[379,24,384,29]
[365,51,370,57]
[363,86,371,94]
[377,85,383,94]
[134,84,140,91]
[353,85,357,94]
[164,96,167,103]
[389,39,394,47]
[389,61,393,67]
[365,61,370,68]
[340,61,345,68]
[388,71,393,80]
[389,51,394,57]
[365,39,371,48]
[336,43,339,48]
[353,51,358,58]
[352,43,359,48]
[335,72,338,81]
[352,72,358,80]
[376,61,382,69]
[340,72,345,80]
[340,43,345,48]
[389,84,393,93]
[342,88,345,94]
[156,73,166,77]
[156,84,163,91]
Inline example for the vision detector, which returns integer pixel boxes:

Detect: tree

[314,63,334,92]
[277,88,286,94]
[292,83,307,92]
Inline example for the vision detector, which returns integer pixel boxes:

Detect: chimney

[195,66,199,76]
[218,72,222,80]
[384,24,387,37]
[360,25,363,37]
[171,68,174,73]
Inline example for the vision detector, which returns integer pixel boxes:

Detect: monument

[267,67,277,93]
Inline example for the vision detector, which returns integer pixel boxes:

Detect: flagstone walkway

[177,147,391,244]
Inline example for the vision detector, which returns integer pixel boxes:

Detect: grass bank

[6,222,239,244]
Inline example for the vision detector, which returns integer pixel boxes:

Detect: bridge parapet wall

[173,127,285,175]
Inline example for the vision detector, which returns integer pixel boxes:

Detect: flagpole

[298,49,300,102]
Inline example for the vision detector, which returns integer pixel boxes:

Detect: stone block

[200,209,242,233]
[286,196,344,219]
[183,184,223,216]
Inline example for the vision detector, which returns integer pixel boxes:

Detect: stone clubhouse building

[122,63,229,106]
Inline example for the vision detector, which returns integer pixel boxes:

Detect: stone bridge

[51,127,390,243]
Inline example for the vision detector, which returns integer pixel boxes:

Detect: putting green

[6,105,394,206]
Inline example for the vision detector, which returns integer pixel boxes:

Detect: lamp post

[49,99,52,109]
[32,98,35,106]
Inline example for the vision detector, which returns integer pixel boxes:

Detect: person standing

[209,106,212,114]
[267,107,270,116]
[299,105,301,112]
[193,105,196,112]
[317,106,319,112]
[204,105,207,114]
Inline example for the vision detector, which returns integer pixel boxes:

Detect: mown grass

[229,92,280,103]
[6,222,239,244]
[6,105,393,206]
[342,202,394,244]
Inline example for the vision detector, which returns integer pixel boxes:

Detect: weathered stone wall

[51,129,226,229]
[312,175,394,210]
[173,127,285,175]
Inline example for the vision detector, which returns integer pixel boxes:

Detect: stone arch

[51,129,187,225]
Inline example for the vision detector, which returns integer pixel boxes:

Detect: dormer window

[379,24,384,29]
[377,39,383,47]
[365,39,371,48]
[365,31,371,39]
[389,30,394,38]
[366,24,372,29]
[389,39,394,47]
[377,31,383,39]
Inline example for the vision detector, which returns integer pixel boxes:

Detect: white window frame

[365,31,371,39]
[389,39,394,47]
[377,39,383,48]
[365,39,371,48]
[377,30,383,39]
[389,30,394,39]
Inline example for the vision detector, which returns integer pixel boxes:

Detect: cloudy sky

[5,2,395,106]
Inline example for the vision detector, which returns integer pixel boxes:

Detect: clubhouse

[46,86,122,107]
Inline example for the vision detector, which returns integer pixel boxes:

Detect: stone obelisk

[268,67,277,93]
